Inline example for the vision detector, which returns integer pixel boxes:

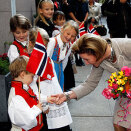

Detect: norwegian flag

[72,23,99,44]
[87,24,99,35]
[77,22,87,38]
[26,32,54,80]
[77,23,99,39]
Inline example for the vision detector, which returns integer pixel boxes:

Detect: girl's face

[54,16,66,26]
[60,27,77,43]
[40,2,54,19]
[28,38,48,53]
[13,27,29,42]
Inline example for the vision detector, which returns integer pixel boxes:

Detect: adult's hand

[51,91,77,105]
[51,93,66,105]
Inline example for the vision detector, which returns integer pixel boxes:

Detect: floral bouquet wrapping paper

[102,66,131,127]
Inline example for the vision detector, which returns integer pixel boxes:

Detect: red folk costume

[9,81,43,131]
[12,40,29,57]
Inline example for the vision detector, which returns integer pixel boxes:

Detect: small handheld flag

[26,32,54,80]
[87,24,99,35]
[77,22,87,38]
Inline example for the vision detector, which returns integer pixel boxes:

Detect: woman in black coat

[101,0,131,38]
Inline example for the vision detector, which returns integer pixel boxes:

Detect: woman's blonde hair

[28,27,49,53]
[62,20,79,36]
[9,56,29,79]
[72,34,108,61]
[35,0,54,26]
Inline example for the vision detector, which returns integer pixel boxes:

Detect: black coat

[36,18,54,37]
[101,0,131,34]
[68,0,89,22]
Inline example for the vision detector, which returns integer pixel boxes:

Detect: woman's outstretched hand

[51,93,67,105]
[51,91,77,105]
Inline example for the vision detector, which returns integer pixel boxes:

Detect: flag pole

[38,76,41,124]
[79,21,84,28]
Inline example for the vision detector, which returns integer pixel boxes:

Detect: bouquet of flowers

[102,66,131,100]
[0,53,9,75]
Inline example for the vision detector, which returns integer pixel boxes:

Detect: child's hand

[42,103,49,113]
[36,103,43,111]
[47,96,56,104]
[51,93,66,105]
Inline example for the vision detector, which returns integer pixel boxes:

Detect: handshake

[37,91,75,113]
[47,91,72,105]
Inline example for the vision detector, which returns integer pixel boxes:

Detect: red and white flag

[72,23,99,44]
[77,22,87,38]
[87,24,99,35]
[77,23,99,39]
[26,32,54,80]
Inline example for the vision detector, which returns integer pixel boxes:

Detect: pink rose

[121,66,131,77]
[102,88,112,99]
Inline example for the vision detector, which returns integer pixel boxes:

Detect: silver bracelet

[64,92,71,101]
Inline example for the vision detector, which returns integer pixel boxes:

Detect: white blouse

[47,34,71,70]
[52,25,62,37]
[39,61,72,129]
[7,40,27,63]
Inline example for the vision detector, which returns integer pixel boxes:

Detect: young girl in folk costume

[52,11,76,91]
[47,20,79,91]
[35,0,54,37]
[52,10,66,37]
[28,27,73,131]
[8,56,44,131]
[28,27,55,108]
[8,14,32,63]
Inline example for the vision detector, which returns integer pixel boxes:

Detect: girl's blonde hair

[9,56,29,79]
[28,27,49,53]
[62,20,79,36]
[35,0,54,26]
[10,14,32,32]
[72,34,108,61]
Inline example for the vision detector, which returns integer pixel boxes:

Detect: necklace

[108,47,116,63]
